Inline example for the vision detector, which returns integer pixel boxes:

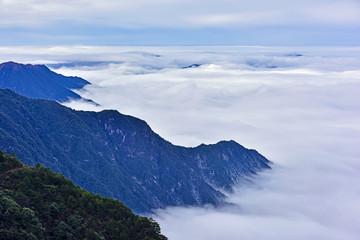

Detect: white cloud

[304,1,360,24]
[1,0,359,28]
[154,154,360,240]
[2,46,360,239]
[186,11,280,26]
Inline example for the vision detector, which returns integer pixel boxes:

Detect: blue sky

[1,0,359,45]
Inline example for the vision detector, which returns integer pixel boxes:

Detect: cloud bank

[0,0,359,45]
[2,46,360,239]
[1,0,360,28]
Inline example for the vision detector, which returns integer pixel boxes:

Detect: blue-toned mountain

[0,89,270,213]
[0,61,89,102]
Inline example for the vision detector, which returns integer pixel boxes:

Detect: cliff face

[0,89,270,213]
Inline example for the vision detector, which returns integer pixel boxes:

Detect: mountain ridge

[0,61,90,102]
[0,89,270,213]
[0,150,167,239]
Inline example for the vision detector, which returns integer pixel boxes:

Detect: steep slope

[0,61,89,102]
[0,150,167,240]
[0,89,271,213]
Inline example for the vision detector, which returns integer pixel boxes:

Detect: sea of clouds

[1,46,360,239]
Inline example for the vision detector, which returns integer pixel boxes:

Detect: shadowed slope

[0,89,270,213]
[0,61,90,102]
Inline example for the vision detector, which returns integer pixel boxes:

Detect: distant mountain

[0,89,271,213]
[0,61,90,102]
[182,64,201,69]
[0,150,167,240]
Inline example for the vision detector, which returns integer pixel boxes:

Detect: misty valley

[0,60,271,239]
[1,46,360,240]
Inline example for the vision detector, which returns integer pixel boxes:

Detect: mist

[2,46,360,239]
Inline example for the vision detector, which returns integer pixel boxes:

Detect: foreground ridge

[0,150,167,240]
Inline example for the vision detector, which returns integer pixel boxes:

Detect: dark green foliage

[0,192,44,240]
[0,151,23,173]
[0,89,271,213]
[0,151,167,240]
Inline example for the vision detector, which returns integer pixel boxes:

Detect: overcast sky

[0,0,359,45]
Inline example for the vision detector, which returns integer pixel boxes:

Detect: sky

[1,45,359,239]
[0,0,359,45]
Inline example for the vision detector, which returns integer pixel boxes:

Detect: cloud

[1,0,359,28]
[1,0,359,45]
[1,46,360,239]
[153,154,360,240]
[304,1,360,24]
[185,11,280,26]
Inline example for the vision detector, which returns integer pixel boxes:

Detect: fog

[2,46,360,239]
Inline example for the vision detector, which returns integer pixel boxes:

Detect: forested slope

[0,151,167,240]
[0,89,271,213]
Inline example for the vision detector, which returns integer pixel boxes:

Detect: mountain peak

[0,61,47,70]
[0,61,90,102]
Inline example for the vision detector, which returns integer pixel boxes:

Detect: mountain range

[0,61,90,102]
[0,88,270,213]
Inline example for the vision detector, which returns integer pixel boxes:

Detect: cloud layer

[0,0,359,45]
[2,46,360,239]
[1,0,360,27]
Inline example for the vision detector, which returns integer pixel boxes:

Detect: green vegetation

[0,151,167,240]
